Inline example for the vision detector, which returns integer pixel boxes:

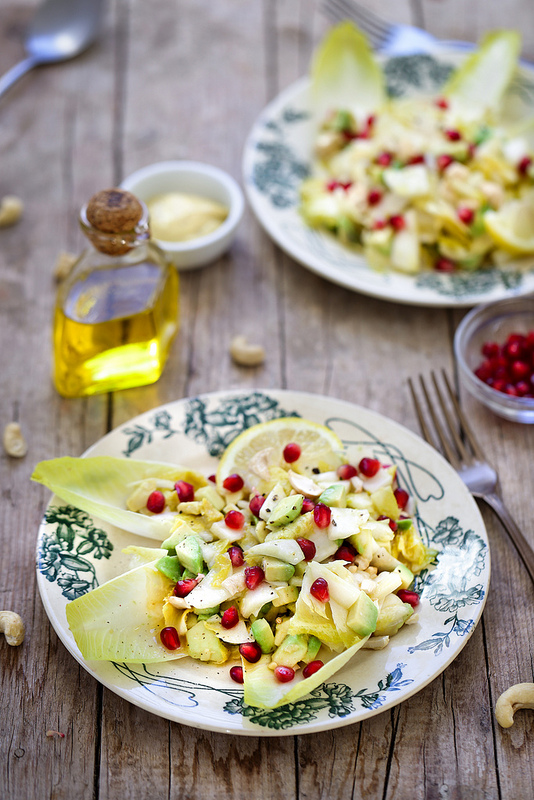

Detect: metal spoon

[0,0,104,101]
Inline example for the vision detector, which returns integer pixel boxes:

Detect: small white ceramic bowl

[121,160,245,270]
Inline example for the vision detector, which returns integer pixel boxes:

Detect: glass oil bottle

[53,189,179,397]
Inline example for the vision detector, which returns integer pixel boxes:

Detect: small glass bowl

[454,295,534,423]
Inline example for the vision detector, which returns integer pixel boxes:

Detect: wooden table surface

[2,1,534,798]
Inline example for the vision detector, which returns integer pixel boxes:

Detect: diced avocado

[262,556,295,583]
[318,483,347,508]
[259,483,287,521]
[302,635,321,664]
[346,592,378,637]
[272,584,299,608]
[393,563,414,590]
[349,528,379,560]
[396,518,413,531]
[251,618,275,654]
[268,495,304,527]
[271,634,309,667]
[155,555,183,582]
[175,535,204,574]
[246,539,305,565]
[194,605,220,620]
[186,620,229,664]
[346,492,374,512]
[371,486,399,520]
[182,568,198,580]
[194,485,226,511]
[161,518,198,551]
[374,594,413,637]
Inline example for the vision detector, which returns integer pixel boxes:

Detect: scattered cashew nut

[230,335,265,367]
[0,195,23,227]
[495,683,534,728]
[53,250,77,282]
[3,422,28,458]
[0,611,25,646]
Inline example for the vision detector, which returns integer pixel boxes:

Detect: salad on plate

[300,23,534,275]
[33,417,437,710]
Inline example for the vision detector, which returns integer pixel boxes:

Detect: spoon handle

[0,55,40,102]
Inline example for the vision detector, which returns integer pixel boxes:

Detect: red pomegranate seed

[457,207,474,225]
[406,154,425,165]
[482,341,500,358]
[160,626,180,650]
[358,457,380,477]
[389,214,406,231]
[445,129,461,141]
[221,606,239,629]
[397,589,420,608]
[511,360,530,381]
[230,665,244,683]
[337,463,358,480]
[301,497,315,514]
[505,340,525,360]
[435,257,456,272]
[373,219,387,230]
[516,381,530,396]
[334,543,357,562]
[225,510,245,530]
[526,332,534,350]
[283,442,301,463]
[493,378,507,393]
[239,642,262,663]
[377,514,398,532]
[394,488,410,510]
[297,537,316,561]
[146,490,165,514]
[367,189,383,206]
[244,566,264,590]
[208,474,216,483]
[437,154,454,172]
[302,660,324,678]
[518,156,532,176]
[435,97,449,109]
[505,384,519,396]
[327,179,340,191]
[249,494,265,516]
[376,151,393,167]
[274,665,295,683]
[223,473,244,493]
[228,545,244,567]
[175,480,195,503]
[313,503,331,529]
[310,577,329,602]
[174,578,198,597]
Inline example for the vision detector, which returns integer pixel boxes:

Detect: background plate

[36,389,489,736]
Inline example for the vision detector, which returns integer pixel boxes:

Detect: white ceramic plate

[36,389,489,736]
[242,49,534,307]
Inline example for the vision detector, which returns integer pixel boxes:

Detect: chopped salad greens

[33,418,437,710]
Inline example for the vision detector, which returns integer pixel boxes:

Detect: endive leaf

[66,560,187,662]
[311,21,386,124]
[32,456,207,541]
[443,30,521,116]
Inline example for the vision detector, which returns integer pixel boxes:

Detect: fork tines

[321,0,390,45]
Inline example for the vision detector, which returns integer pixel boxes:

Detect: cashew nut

[53,250,77,282]
[0,195,23,227]
[495,682,534,728]
[3,422,28,458]
[230,335,265,367]
[287,469,323,498]
[0,611,25,646]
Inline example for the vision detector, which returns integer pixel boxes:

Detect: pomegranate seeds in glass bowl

[454,296,534,423]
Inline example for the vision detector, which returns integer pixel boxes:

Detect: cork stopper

[86,189,143,233]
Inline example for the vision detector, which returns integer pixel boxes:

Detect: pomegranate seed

[482,341,500,358]
[373,219,387,230]
[274,665,295,683]
[376,151,393,167]
[301,498,315,514]
[493,379,507,393]
[239,642,262,663]
[406,154,425,165]
[313,503,331,529]
[327,179,340,191]
[358,457,380,477]
[223,473,244,493]
[249,494,265,516]
[366,114,376,129]
[511,360,530,381]
[389,214,406,231]
[457,207,474,225]
[516,381,530,396]
[435,257,456,272]
[394,488,410,510]
[225,510,245,530]
[334,543,357,562]
[526,332,534,350]
[367,189,383,206]
[435,97,449,109]
[505,384,519,396]
[437,154,454,172]
[208,474,216,482]
[230,665,244,683]
[518,156,532,176]
[244,566,264,590]
[337,463,358,480]
[160,626,180,650]
[310,577,329,602]
[175,480,195,503]
[146,490,165,514]
[505,340,525,360]
[174,578,198,597]
[445,128,461,141]
[297,537,316,561]
[221,606,239,629]
[283,442,301,463]
[377,514,398,532]
[228,545,244,567]
[302,660,324,678]
[397,589,420,608]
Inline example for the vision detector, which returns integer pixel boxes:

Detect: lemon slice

[216,417,343,490]
[484,201,534,254]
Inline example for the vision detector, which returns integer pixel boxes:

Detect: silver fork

[409,370,534,584]
[322,0,471,55]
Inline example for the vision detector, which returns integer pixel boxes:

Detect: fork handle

[480,491,534,584]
